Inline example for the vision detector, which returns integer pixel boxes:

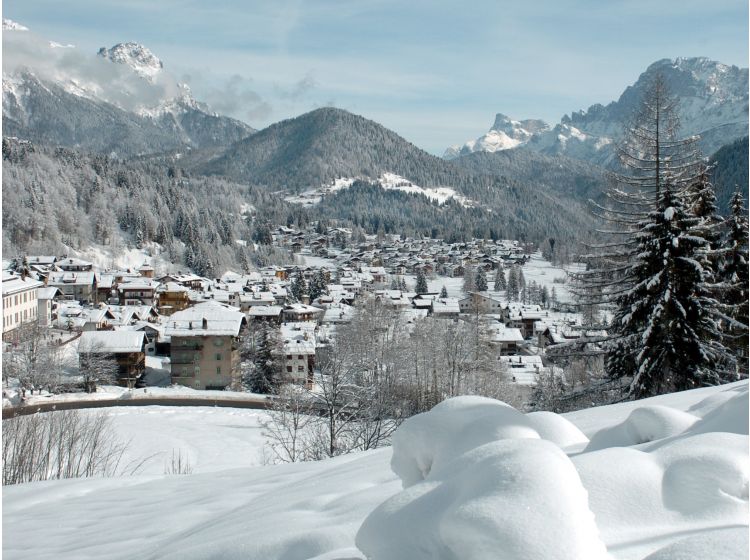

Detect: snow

[585,405,700,451]
[3,381,747,560]
[357,439,609,560]
[284,173,476,208]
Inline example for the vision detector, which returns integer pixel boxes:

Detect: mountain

[2,23,255,156]
[447,57,749,165]
[198,107,497,189]
[444,114,550,159]
[97,42,164,82]
[450,148,607,203]
[196,107,599,244]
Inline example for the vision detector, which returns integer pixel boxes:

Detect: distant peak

[3,19,29,31]
[97,42,164,81]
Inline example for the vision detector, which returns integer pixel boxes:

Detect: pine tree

[440,285,448,299]
[506,266,519,301]
[610,182,732,397]
[399,277,408,292]
[718,190,749,372]
[493,267,506,291]
[309,269,329,302]
[249,323,284,394]
[415,268,428,294]
[291,271,307,301]
[475,267,488,292]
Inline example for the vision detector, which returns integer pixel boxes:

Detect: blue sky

[4,0,748,154]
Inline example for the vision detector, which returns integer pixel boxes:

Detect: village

[2,224,606,406]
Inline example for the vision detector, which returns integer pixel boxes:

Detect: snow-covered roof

[432,298,460,314]
[78,331,146,354]
[248,305,283,317]
[165,301,245,337]
[1,273,44,296]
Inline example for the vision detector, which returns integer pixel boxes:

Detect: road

[2,395,272,419]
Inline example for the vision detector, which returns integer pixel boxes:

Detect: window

[298,355,303,360]
[23,293,27,303]
[286,355,292,360]
[216,367,221,375]
[213,338,224,347]
[298,366,304,372]
[286,366,292,373]
[216,353,222,361]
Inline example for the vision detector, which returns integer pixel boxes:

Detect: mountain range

[2,20,254,156]
[445,57,748,165]
[2,19,747,261]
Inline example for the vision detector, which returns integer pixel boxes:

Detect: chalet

[165,301,247,390]
[282,303,324,323]
[247,305,284,324]
[119,278,159,306]
[78,330,147,388]
[458,292,504,314]
[47,271,97,303]
[96,274,117,304]
[431,298,460,319]
[156,282,190,316]
[487,324,524,355]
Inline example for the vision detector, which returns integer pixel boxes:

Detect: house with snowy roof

[77,330,147,388]
[458,292,504,315]
[165,301,247,390]
[47,271,97,303]
[280,322,317,387]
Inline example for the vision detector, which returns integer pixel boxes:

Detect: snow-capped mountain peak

[446,56,748,164]
[3,18,29,31]
[443,113,549,159]
[97,42,164,81]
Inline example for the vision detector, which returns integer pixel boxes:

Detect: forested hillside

[710,136,749,214]
[1,138,288,275]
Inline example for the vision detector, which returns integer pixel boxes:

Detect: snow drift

[3,382,748,560]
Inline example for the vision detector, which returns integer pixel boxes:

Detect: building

[156,282,190,316]
[2,272,44,340]
[280,322,316,387]
[47,271,97,303]
[458,292,504,315]
[119,278,159,306]
[78,330,147,388]
[165,301,247,390]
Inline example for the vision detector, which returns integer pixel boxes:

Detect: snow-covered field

[3,381,747,559]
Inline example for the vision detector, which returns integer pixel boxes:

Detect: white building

[2,272,44,340]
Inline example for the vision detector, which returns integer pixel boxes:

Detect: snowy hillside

[284,172,476,208]
[3,381,747,560]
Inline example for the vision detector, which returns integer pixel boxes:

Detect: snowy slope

[284,172,477,207]
[3,381,747,560]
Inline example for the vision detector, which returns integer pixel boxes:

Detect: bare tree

[3,322,69,394]
[2,410,130,485]
[261,385,315,463]
[77,340,119,393]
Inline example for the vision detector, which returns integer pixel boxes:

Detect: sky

[3,0,748,154]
